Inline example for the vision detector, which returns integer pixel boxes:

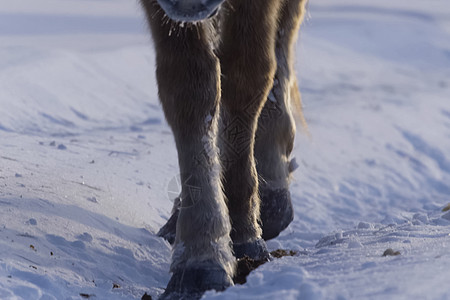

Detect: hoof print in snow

[141,293,153,300]
[382,248,401,257]
[77,232,93,243]
[57,144,67,150]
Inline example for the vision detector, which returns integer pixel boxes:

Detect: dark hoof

[158,188,294,245]
[157,210,178,245]
[260,188,294,240]
[160,264,233,300]
[233,238,270,260]
[157,198,180,245]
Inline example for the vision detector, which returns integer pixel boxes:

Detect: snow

[1,0,450,299]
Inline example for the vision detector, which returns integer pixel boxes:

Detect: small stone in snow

[442,203,450,212]
[382,248,400,256]
[57,144,67,150]
[28,218,37,225]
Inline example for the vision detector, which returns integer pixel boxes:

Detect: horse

[140,0,307,298]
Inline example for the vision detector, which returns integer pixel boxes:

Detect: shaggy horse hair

[140,0,307,298]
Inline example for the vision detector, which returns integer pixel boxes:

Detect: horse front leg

[141,2,235,299]
[218,0,282,258]
[255,0,307,240]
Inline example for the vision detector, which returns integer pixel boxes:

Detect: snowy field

[1,0,450,299]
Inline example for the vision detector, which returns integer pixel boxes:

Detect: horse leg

[218,0,282,258]
[141,2,235,298]
[157,0,308,245]
[255,0,307,240]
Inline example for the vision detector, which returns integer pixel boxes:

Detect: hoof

[157,188,294,244]
[160,263,233,300]
[157,210,178,245]
[260,187,294,240]
[157,198,180,245]
[233,238,270,260]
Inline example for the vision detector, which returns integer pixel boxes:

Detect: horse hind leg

[141,2,235,298]
[218,0,282,258]
[255,0,307,240]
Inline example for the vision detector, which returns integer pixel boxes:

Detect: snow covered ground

[1,0,450,299]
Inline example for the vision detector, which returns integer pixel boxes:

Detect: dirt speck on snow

[234,249,298,284]
[383,248,401,257]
